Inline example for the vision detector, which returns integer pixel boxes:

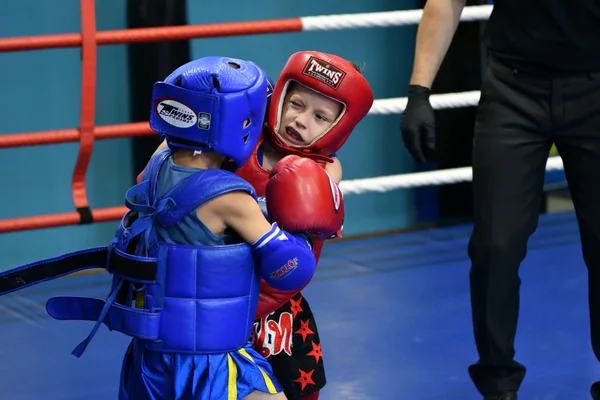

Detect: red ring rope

[0,19,303,52]
[0,122,153,148]
[0,3,303,234]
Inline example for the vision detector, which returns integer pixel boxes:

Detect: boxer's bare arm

[153,139,169,156]
[324,157,342,184]
[136,139,169,183]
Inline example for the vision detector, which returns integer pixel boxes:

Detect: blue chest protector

[0,149,261,358]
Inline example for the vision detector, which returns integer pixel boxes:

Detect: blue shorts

[118,339,283,400]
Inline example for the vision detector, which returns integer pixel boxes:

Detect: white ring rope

[369,90,481,115]
[301,4,566,196]
[301,5,493,30]
[340,157,565,196]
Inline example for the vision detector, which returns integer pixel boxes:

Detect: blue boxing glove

[251,223,316,291]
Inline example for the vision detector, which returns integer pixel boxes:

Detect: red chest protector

[237,134,325,319]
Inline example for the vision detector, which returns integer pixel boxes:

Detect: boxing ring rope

[0,3,559,233]
[0,5,493,52]
[340,156,565,195]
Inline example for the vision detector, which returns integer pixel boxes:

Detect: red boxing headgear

[265,51,374,163]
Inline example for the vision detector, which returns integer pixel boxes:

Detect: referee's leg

[551,71,600,397]
[467,57,553,397]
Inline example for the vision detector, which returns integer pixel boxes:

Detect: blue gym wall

[0,0,419,270]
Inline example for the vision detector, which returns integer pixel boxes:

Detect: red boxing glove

[266,155,344,241]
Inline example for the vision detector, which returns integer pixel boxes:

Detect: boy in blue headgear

[0,56,317,400]
[113,56,320,399]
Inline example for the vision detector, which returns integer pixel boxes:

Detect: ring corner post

[126,0,191,181]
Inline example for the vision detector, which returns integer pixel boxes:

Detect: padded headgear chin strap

[265,51,374,163]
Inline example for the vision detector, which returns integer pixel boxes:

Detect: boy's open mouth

[284,126,304,145]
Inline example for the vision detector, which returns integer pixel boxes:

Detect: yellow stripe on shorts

[227,354,237,400]
[237,348,278,394]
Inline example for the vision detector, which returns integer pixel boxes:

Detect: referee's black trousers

[467,55,600,396]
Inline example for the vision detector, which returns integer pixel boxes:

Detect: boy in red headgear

[236,51,374,400]
[140,51,373,400]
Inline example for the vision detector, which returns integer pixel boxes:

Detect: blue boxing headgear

[149,56,269,170]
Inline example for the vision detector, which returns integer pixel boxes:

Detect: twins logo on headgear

[149,56,269,171]
[266,51,374,163]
